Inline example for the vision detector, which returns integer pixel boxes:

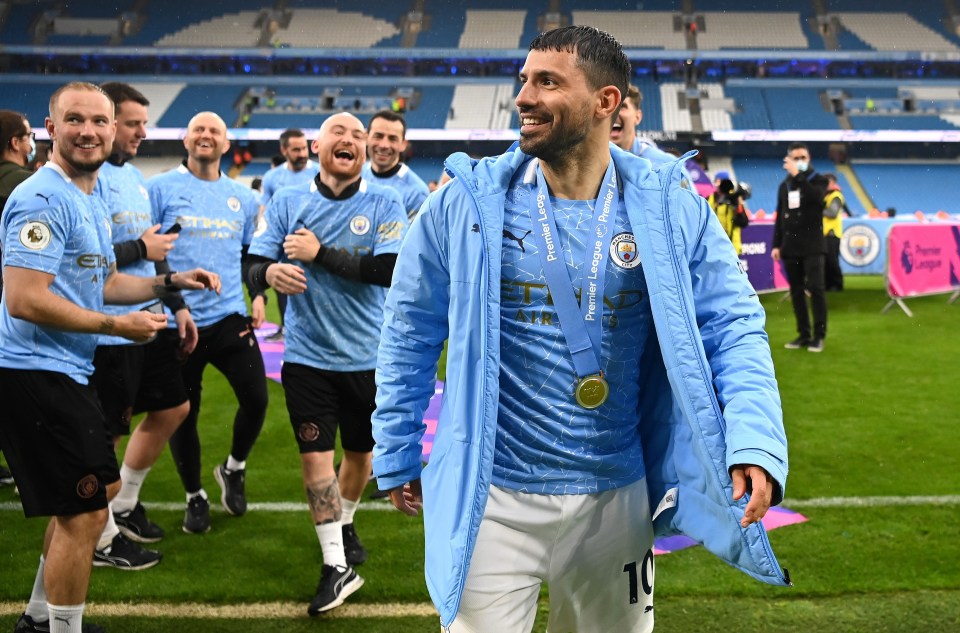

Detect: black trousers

[168,313,268,492]
[824,234,844,291]
[783,254,828,340]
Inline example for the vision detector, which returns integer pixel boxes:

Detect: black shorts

[281,362,376,454]
[91,330,188,438]
[0,368,120,517]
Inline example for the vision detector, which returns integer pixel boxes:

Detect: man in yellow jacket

[822,173,846,291]
[708,171,750,254]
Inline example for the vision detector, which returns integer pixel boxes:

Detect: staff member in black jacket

[772,143,829,353]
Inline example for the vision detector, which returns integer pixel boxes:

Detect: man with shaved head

[148,111,268,535]
[246,112,407,614]
[0,83,220,633]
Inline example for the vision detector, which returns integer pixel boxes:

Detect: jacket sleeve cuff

[728,448,787,505]
[373,464,423,492]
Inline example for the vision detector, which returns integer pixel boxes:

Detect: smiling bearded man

[244,111,408,615]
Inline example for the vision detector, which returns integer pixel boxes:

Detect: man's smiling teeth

[522,117,545,126]
[335,150,354,159]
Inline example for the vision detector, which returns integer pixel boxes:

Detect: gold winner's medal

[575,374,609,409]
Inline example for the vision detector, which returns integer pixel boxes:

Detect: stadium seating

[446,83,516,129]
[458,10,527,48]
[833,13,959,53]
[696,12,809,50]
[851,162,960,215]
[571,11,687,49]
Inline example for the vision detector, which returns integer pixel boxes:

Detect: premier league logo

[19,221,51,251]
[610,232,641,269]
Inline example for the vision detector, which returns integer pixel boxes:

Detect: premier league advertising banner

[886,223,960,298]
[739,223,788,293]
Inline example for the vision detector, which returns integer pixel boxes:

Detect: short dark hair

[279,128,305,148]
[823,172,837,184]
[368,110,407,138]
[788,142,809,153]
[0,109,29,154]
[99,82,149,115]
[625,84,642,109]
[528,26,630,106]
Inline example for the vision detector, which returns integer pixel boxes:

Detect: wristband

[164,271,178,289]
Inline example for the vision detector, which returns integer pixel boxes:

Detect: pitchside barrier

[882,222,960,317]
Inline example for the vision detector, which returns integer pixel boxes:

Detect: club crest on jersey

[19,221,51,251]
[610,232,641,269]
[254,216,267,237]
[350,215,371,236]
[139,185,149,200]
[227,196,242,212]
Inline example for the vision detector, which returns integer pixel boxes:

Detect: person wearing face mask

[772,142,829,352]
[245,112,407,615]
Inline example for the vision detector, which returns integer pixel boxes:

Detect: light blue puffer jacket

[373,144,790,627]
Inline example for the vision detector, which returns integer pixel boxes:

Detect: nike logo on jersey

[503,229,532,253]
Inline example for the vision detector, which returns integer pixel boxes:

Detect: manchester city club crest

[19,221,51,251]
[139,185,149,200]
[350,215,371,235]
[610,232,641,269]
[227,196,242,212]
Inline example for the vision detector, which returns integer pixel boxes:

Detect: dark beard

[291,157,308,170]
[518,120,588,165]
[64,154,107,174]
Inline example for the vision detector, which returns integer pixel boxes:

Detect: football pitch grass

[1,275,958,632]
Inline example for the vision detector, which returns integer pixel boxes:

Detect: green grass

[2,276,959,632]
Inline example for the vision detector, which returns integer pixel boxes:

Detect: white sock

[226,455,245,472]
[97,506,120,550]
[25,556,47,620]
[47,603,84,633]
[186,489,208,503]
[316,521,346,568]
[113,464,150,513]
[341,498,359,525]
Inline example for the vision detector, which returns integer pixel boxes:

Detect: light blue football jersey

[94,160,157,346]
[495,161,653,494]
[249,178,407,372]
[361,162,430,219]
[0,164,115,384]
[260,160,320,207]
[148,165,259,327]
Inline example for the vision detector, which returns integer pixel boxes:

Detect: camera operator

[708,171,750,255]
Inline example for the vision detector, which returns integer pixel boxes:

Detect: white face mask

[794,160,809,172]
[27,136,36,163]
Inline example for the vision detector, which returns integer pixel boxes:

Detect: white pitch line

[2,495,959,514]
[0,601,438,619]
[782,495,960,508]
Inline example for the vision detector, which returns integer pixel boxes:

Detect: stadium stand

[852,161,960,214]
[155,85,246,127]
[446,83,516,129]
[659,83,693,132]
[571,11,688,49]
[154,11,263,48]
[696,12,809,50]
[458,10,527,48]
[833,13,960,53]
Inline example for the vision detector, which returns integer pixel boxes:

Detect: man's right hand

[388,479,423,517]
[114,311,168,343]
[140,224,179,262]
